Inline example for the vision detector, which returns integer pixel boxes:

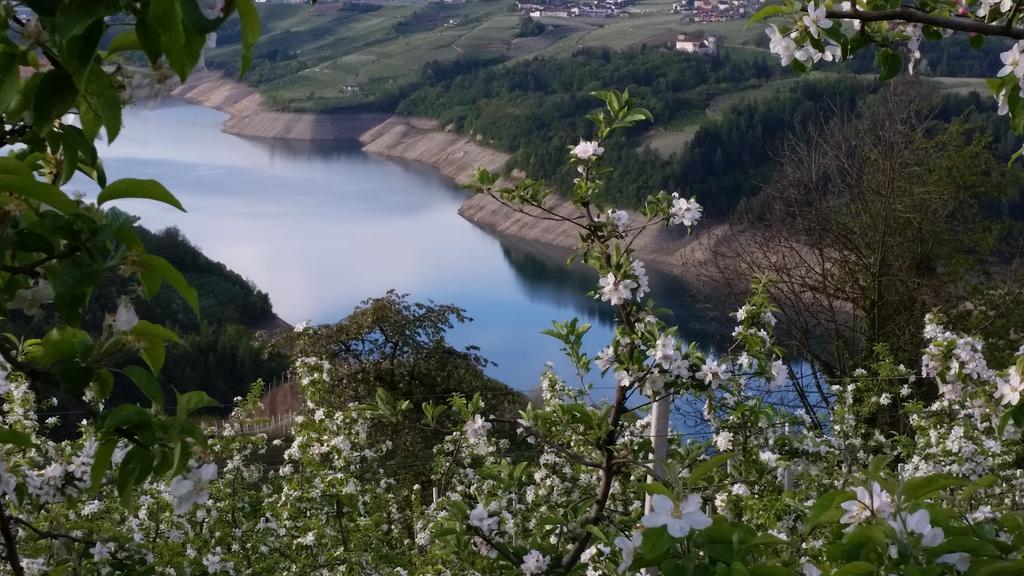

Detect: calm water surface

[74,101,729,389]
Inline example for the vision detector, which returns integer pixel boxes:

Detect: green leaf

[637,525,674,564]
[688,452,733,484]
[750,4,785,22]
[803,489,854,534]
[56,0,117,41]
[236,0,261,77]
[149,0,189,79]
[138,254,200,317]
[0,175,78,214]
[0,53,21,113]
[63,19,105,74]
[116,445,153,504]
[123,365,164,410]
[748,565,795,576]
[903,473,965,501]
[643,482,674,498]
[97,178,185,211]
[832,562,876,576]
[103,404,152,434]
[874,47,901,82]
[90,438,117,491]
[959,475,996,506]
[129,320,183,374]
[92,369,114,401]
[867,454,893,476]
[82,66,123,141]
[175,390,218,419]
[972,560,1024,576]
[105,29,142,54]
[0,158,34,179]
[32,69,77,132]
[134,16,163,64]
[0,427,35,448]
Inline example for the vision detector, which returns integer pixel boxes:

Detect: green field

[207,0,772,111]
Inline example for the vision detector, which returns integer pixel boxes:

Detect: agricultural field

[206,0,772,111]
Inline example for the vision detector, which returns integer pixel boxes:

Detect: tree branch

[825,7,1024,39]
[0,498,24,576]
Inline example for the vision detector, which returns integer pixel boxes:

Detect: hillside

[203,0,769,111]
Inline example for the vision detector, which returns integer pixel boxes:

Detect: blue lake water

[73,101,729,391]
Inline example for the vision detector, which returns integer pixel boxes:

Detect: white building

[675,33,718,54]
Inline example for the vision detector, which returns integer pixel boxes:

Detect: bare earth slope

[356,115,741,289]
[359,117,510,183]
[172,71,386,140]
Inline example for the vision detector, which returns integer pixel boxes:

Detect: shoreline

[172,71,733,294]
[171,71,388,140]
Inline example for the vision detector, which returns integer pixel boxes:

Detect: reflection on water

[497,239,732,350]
[78,101,734,389]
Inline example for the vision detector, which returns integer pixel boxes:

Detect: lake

[74,101,729,391]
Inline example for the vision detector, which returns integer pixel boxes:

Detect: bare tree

[697,81,1017,420]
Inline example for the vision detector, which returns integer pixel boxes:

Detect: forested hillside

[394,47,1020,217]
[6,224,288,412]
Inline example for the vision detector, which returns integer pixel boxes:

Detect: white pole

[432,486,439,505]
[643,394,671,576]
[644,395,671,510]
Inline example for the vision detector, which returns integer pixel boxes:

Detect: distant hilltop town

[517,0,629,19]
[516,0,761,22]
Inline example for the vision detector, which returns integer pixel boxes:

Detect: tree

[517,15,546,38]
[0,0,258,572]
[697,80,1020,422]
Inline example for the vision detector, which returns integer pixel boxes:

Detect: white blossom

[840,482,893,525]
[766,25,799,66]
[203,547,235,574]
[937,553,971,573]
[598,273,638,306]
[888,509,944,547]
[198,0,227,20]
[464,414,492,442]
[113,297,139,332]
[996,367,1023,406]
[614,531,642,574]
[641,493,712,538]
[770,360,787,390]
[520,549,549,575]
[9,281,54,316]
[999,42,1024,79]
[714,430,733,451]
[669,194,703,226]
[469,503,499,536]
[802,1,832,39]
[571,140,604,161]
[168,462,217,515]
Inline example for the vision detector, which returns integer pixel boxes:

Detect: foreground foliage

[1,1,1024,575]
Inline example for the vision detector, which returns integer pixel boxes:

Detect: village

[517,0,762,23]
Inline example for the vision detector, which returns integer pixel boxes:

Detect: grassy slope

[207,0,772,111]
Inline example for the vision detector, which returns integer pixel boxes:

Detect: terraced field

[206,0,773,111]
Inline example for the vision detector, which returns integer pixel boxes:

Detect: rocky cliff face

[359,117,510,184]
[458,193,737,289]
[171,72,386,140]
